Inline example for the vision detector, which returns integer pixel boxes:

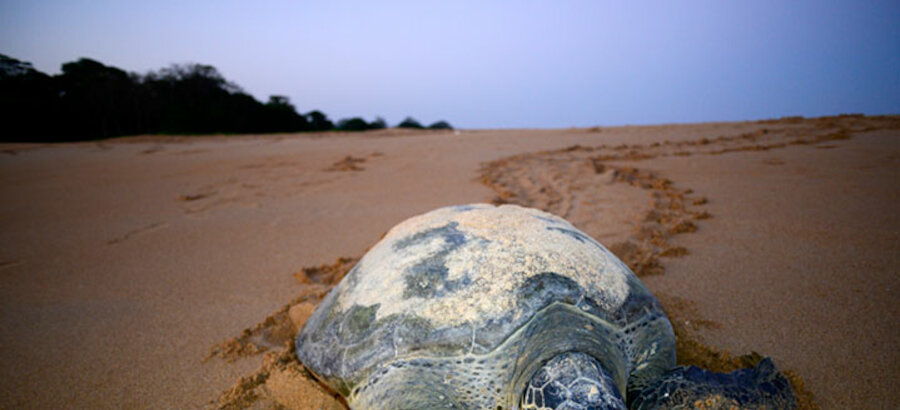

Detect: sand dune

[0,116,897,409]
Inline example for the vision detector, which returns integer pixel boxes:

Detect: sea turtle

[296,204,796,409]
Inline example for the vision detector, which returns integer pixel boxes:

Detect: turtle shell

[296,204,675,408]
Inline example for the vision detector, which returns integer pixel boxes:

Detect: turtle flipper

[629,357,797,409]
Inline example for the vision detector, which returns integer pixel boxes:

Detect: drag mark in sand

[325,155,367,172]
[479,114,898,280]
[207,257,357,409]
[174,153,385,216]
[480,151,709,278]
[206,257,360,363]
[139,145,165,155]
[324,152,386,172]
[0,260,24,270]
[473,115,895,410]
[106,222,167,245]
[178,191,216,201]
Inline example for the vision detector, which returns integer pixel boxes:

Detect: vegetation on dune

[396,116,454,131]
[397,116,424,129]
[0,54,452,142]
[336,116,387,132]
[427,120,453,130]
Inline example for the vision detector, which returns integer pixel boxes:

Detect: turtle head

[521,352,626,410]
[629,357,798,409]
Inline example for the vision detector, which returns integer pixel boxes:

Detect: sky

[1,0,898,129]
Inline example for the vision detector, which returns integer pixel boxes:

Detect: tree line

[0,54,452,142]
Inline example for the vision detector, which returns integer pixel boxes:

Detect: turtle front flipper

[629,357,797,409]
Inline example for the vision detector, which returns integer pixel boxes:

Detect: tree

[336,117,371,131]
[306,110,334,131]
[141,63,243,134]
[370,116,387,129]
[428,120,453,130]
[0,54,39,77]
[397,116,424,129]
[0,53,456,141]
[267,95,291,106]
[336,116,390,132]
[57,58,142,139]
[263,95,309,132]
[1,54,59,141]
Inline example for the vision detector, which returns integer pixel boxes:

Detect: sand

[0,115,897,409]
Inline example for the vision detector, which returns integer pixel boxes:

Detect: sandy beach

[1,115,897,409]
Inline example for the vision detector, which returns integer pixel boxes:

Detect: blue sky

[1,1,898,128]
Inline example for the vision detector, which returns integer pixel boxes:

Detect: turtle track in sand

[206,258,358,409]
[206,115,898,409]
[475,114,900,410]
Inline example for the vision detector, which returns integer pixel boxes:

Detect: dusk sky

[2,1,898,128]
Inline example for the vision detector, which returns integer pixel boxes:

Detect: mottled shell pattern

[297,204,675,408]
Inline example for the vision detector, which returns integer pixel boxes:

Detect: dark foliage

[337,117,372,131]
[1,56,307,141]
[304,110,334,132]
[397,116,424,129]
[0,54,452,142]
[262,95,309,133]
[370,116,388,130]
[337,116,389,132]
[428,120,453,130]
[0,54,60,140]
